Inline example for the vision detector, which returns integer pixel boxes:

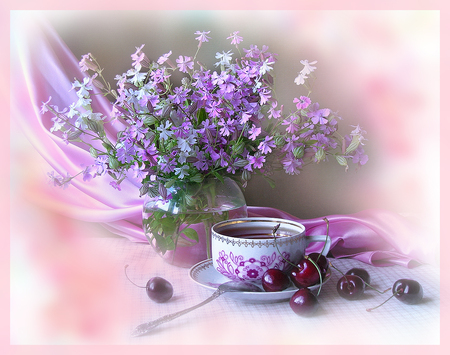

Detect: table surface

[10,204,441,345]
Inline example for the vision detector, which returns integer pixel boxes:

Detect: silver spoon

[131,280,262,337]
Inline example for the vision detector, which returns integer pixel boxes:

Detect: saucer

[189,259,331,303]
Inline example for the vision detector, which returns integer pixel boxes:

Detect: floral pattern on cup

[215,250,292,281]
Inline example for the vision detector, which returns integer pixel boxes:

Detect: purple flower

[176,56,194,73]
[218,118,236,137]
[245,154,266,171]
[268,102,282,119]
[169,86,189,104]
[116,139,136,164]
[308,104,331,125]
[205,100,223,118]
[248,125,261,141]
[159,155,176,174]
[110,181,121,191]
[293,96,311,110]
[282,134,300,152]
[227,31,243,45]
[282,116,300,134]
[194,31,211,45]
[94,156,109,176]
[259,88,271,105]
[157,51,172,65]
[79,53,97,72]
[131,162,148,183]
[193,151,209,171]
[258,136,276,154]
[82,165,94,182]
[281,152,303,175]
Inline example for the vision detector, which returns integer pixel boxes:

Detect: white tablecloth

[11,201,441,345]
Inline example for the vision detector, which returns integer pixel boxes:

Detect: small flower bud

[233,159,248,168]
[274,136,285,146]
[139,182,150,197]
[158,182,168,200]
[92,79,105,90]
[293,146,304,158]
[161,104,172,118]
[232,141,245,155]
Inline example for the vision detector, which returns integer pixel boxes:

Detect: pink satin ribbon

[11,14,427,268]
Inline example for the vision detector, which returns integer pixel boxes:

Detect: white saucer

[189,259,331,303]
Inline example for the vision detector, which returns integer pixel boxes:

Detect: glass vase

[142,177,248,268]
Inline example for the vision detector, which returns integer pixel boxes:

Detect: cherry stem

[272,224,323,296]
[124,264,146,288]
[366,288,403,312]
[317,217,329,259]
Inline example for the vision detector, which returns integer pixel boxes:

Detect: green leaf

[196,107,207,126]
[181,227,199,242]
[89,147,98,158]
[212,171,224,183]
[109,156,120,169]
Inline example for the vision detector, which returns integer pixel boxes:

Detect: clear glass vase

[142,177,248,268]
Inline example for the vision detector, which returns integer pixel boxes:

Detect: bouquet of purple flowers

[42,30,367,196]
[41,30,368,257]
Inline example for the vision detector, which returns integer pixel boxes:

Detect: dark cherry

[262,269,291,292]
[146,277,174,303]
[289,288,319,317]
[367,278,423,311]
[124,265,173,303]
[392,279,423,305]
[346,268,371,285]
[337,275,365,300]
[308,252,329,277]
[290,257,321,288]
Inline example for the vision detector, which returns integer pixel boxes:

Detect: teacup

[211,217,331,282]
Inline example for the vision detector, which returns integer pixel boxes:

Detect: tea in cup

[211,217,331,282]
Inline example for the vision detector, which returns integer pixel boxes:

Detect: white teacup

[211,217,331,282]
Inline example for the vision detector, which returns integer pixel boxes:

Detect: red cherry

[346,268,370,285]
[289,288,319,317]
[308,252,329,277]
[290,257,321,288]
[337,275,365,300]
[262,269,291,292]
[393,279,423,305]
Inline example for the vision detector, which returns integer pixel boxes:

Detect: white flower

[300,60,317,75]
[215,50,233,67]
[174,165,189,179]
[294,72,307,86]
[259,59,274,75]
[157,121,173,140]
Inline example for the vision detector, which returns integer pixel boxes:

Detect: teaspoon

[131,280,262,337]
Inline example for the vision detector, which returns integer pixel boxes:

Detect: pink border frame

[2,1,448,354]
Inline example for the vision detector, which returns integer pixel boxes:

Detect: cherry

[346,268,370,285]
[336,275,365,300]
[290,257,321,288]
[392,279,423,305]
[289,288,319,317]
[262,269,291,292]
[367,279,423,311]
[308,252,329,277]
[124,265,173,303]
